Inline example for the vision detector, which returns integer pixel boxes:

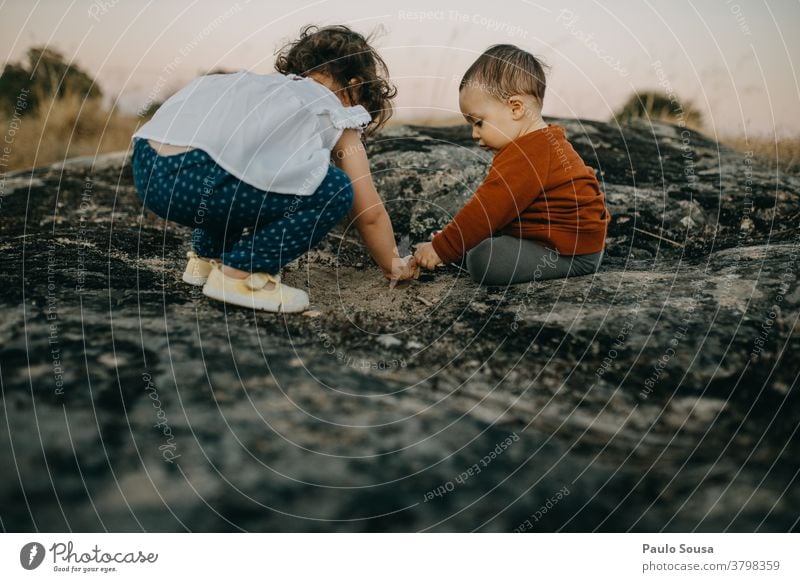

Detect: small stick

[328,233,361,246]
[633,227,682,248]
[416,296,434,307]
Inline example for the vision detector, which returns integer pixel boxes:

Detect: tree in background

[0,49,238,170]
[613,91,703,130]
[0,46,139,170]
[0,46,102,115]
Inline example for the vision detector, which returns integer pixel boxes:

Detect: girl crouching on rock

[131,25,417,313]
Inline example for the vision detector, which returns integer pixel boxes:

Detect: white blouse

[133,71,372,195]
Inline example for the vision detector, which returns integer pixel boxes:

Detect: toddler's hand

[414,242,443,270]
[386,255,419,289]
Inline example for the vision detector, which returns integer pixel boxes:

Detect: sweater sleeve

[431,143,551,264]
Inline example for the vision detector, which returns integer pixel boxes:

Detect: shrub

[613,90,703,130]
[0,46,102,115]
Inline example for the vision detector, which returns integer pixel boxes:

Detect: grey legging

[465,235,604,286]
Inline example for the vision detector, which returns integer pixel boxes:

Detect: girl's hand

[414,242,443,270]
[386,255,419,289]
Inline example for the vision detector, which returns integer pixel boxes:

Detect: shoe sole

[201,283,309,313]
[182,273,209,286]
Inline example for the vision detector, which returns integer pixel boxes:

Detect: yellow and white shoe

[182,251,214,286]
[202,264,310,313]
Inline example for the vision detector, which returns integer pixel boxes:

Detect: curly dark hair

[275,25,396,137]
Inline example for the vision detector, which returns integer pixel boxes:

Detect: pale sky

[1,0,798,136]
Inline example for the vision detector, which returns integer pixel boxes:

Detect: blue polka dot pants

[131,138,354,274]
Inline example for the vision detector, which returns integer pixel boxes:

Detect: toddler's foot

[182,251,215,286]
[202,264,309,313]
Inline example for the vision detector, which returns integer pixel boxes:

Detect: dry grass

[721,135,800,175]
[2,91,143,171]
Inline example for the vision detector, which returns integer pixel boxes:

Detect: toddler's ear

[508,95,527,120]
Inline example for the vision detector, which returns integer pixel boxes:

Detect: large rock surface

[1,119,799,532]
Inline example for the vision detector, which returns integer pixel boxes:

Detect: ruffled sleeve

[325,104,372,131]
[289,76,373,133]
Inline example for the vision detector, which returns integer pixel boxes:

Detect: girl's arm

[332,129,415,280]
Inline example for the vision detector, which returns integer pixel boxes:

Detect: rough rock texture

[1,119,799,532]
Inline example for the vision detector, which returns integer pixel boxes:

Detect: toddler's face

[459,86,519,153]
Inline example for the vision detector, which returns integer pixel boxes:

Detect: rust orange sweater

[431,124,611,264]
